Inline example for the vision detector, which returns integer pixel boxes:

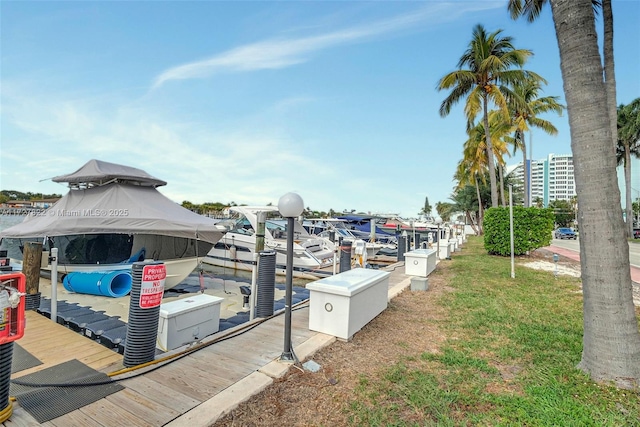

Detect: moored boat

[0,159,226,289]
[202,206,336,279]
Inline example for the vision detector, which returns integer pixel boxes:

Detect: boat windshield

[228,217,254,235]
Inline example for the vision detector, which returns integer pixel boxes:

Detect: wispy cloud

[1,82,337,206]
[152,2,501,89]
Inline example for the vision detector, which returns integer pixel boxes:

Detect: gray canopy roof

[2,163,223,243]
[52,159,167,187]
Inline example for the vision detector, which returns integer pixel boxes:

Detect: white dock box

[157,294,224,351]
[307,268,390,341]
[438,242,451,260]
[404,249,437,277]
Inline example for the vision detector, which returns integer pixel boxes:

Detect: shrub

[483,206,554,256]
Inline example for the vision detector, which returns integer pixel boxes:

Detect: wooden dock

[11,311,123,379]
[3,264,411,426]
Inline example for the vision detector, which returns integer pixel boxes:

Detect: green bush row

[483,206,554,256]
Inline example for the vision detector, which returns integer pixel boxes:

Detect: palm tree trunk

[474,175,484,235]
[483,97,499,208]
[498,164,506,207]
[603,0,618,153]
[550,0,640,389]
[624,144,633,237]
[522,131,529,208]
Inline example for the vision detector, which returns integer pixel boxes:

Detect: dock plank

[144,358,231,401]
[189,348,259,379]
[105,388,182,426]
[78,398,152,427]
[174,355,237,388]
[46,407,108,427]
[119,376,200,415]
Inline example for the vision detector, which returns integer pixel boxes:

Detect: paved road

[548,237,640,283]
[550,237,640,268]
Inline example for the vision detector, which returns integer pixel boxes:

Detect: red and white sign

[139,264,166,309]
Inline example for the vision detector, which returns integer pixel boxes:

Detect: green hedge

[483,206,554,256]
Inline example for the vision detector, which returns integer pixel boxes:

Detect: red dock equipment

[0,272,26,345]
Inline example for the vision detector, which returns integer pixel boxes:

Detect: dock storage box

[157,294,224,351]
[404,249,437,277]
[307,268,390,341]
[438,243,451,260]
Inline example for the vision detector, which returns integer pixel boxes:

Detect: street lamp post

[278,192,305,362]
[435,217,443,257]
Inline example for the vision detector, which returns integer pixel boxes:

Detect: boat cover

[1,183,224,243]
[52,159,167,187]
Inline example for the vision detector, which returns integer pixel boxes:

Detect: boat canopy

[52,159,167,188]
[2,162,224,243]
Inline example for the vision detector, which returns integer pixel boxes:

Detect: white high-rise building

[507,153,576,207]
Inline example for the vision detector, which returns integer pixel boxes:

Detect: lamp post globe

[278,192,304,362]
[278,192,304,218]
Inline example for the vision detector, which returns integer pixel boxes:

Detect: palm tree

[456,111,512,229]
[617,99,640,236]
[437,24,538,208]
[509,77,565,207]
[548,0,640,389]
[508,0,615,148]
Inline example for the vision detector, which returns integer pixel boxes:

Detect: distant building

[507,154,576,207]
[1,198,60,209]
[617,157,640,207]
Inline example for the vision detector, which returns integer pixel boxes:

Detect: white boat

[201,206,336,279]
[304,218,397,260]
[0,159,226,289]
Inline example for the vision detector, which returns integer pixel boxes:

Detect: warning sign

[140,264,166,309]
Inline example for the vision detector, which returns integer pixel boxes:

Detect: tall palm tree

[548,0,640,389]
[508,0,615,148]
[458,111,512,225]
[509,77,565,207]
[617,99,640,236]
[437,24,538,208]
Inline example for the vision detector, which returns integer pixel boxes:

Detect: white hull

[19,255,201,290]
[204,206,337,280]
[200,255,333,280]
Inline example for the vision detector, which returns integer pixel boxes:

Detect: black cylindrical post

[397,236,406,261]
[339,240,352,273]
[123,261,164,367]
[281,217,295,361]
[0,342,14,422]
[256,250,276,318]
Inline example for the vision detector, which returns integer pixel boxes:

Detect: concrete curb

[164,371,273,427]
[388,277,411,300]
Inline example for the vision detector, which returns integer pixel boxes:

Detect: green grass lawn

[347,237,640,426]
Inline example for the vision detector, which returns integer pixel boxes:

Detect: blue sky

[1,1,639,217]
